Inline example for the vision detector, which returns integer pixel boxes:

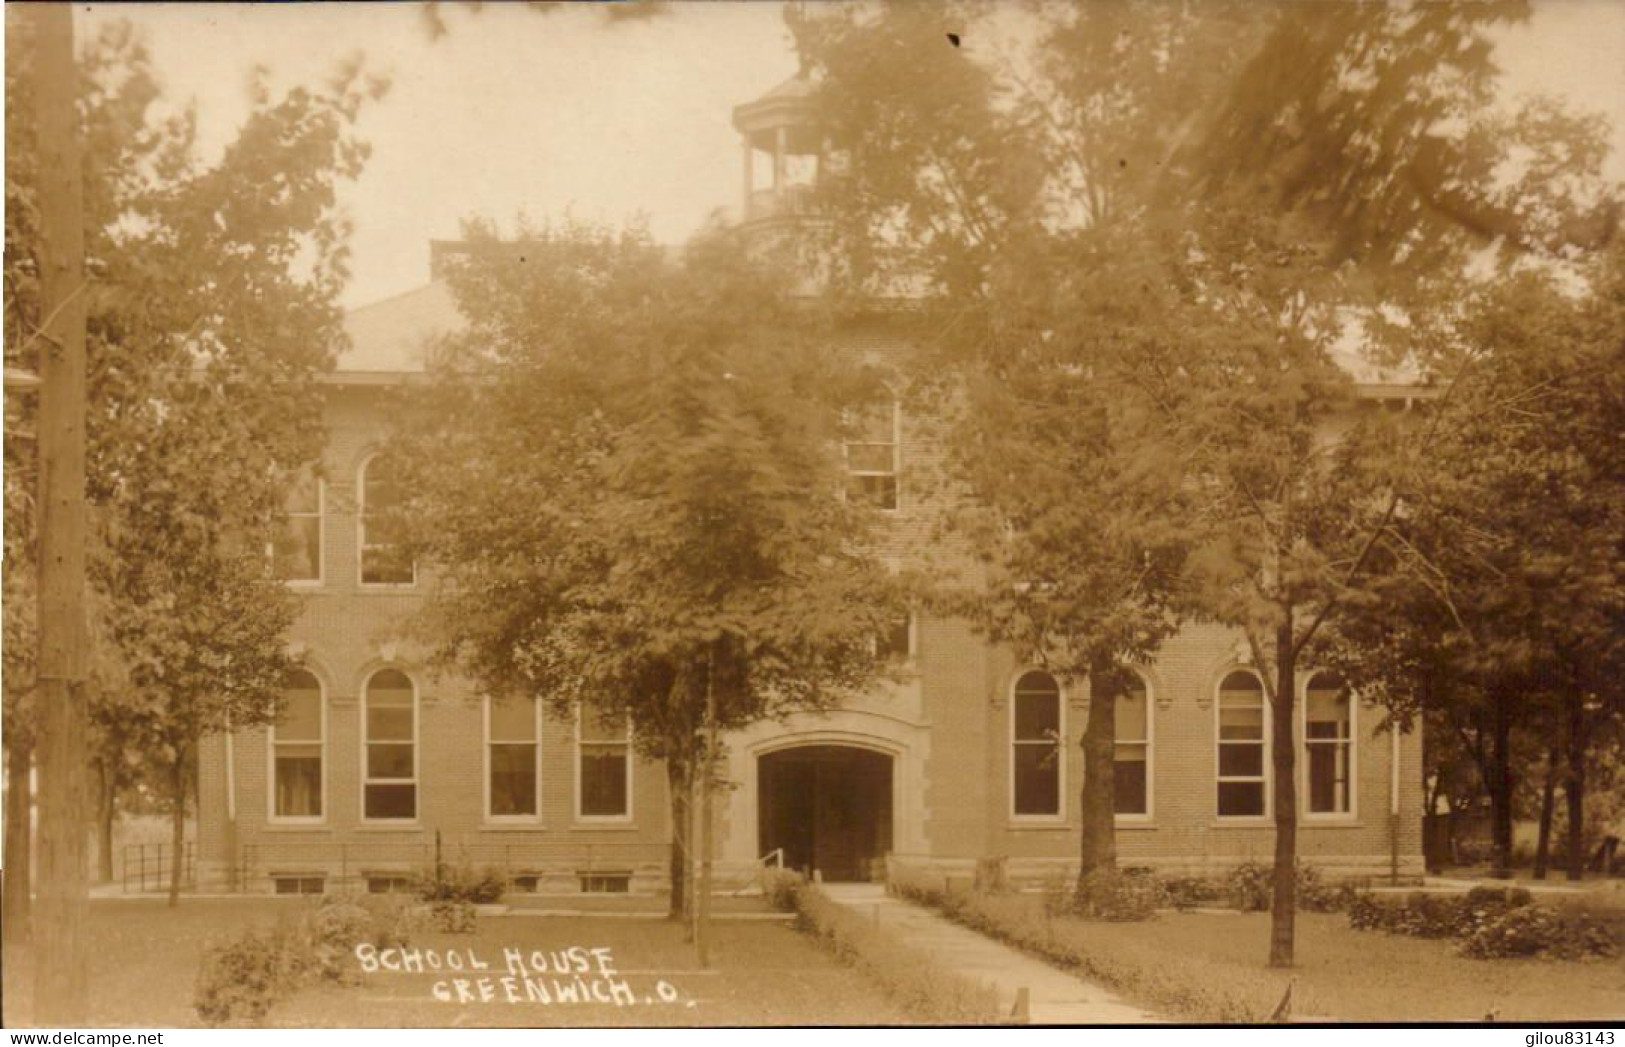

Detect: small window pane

[852,402,894,441]
[580,708,627,744]
[1014,674,1059,739]
[846,474,898,510]
[274,516,321,582]
[367,743,414,780]
[274,750,322,818]
[1114,752,1148,816]
[1113,681,1147,743]
[1307,674,1350,735]
[878,616,912,660]
[1218,781,1265,817]
[580,748,628,817]
[284,468,320,514]
[367,707,414,742]
[489,697,536,742]
[490,743,538,817]
[1013,744,1060,816]
[1308,745,1348,813]
[1218,705,1264,740]
[367,670,413,704]
[277,675,322,742]
[1219,742,1264,777]
[847,443,894,473]
[365,782,416,820]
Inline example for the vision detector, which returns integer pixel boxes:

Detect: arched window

[1304,672,1354,816]
[359,453,414,585]
[363,669,417,820]
[271,669,324,821]
[1113,672,1152,818]
[844,398,900,510]
[1011,670,1063,818]
[1217,669,1268,818]
[271,466,323,584]
[486,695,540,821]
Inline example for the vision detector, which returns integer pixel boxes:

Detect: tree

[392,221,902,945]
[787,0,1617,968]
[6,16,383,922]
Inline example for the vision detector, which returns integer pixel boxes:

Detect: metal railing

[121,841,196,893]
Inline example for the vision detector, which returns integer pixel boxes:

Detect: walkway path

[819,883,1159,1025]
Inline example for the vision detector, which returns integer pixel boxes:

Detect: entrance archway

[758,746,892,882]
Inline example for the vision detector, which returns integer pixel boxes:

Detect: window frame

[574,704,633,824]
[1111,669,1154,824]
[483,694,543,825]
[267,669,326,826]
[1009,668,1066,823]
[1300,670,1358,821]
[842,397,901,512]
[356,451,416,589]
[270,472,325,588]
[360,667,419,824]
[1214,667,1271,821]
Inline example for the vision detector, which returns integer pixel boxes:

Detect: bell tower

[732,75,821,228]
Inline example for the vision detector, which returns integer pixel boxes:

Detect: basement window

[273,875,325,895]
[578,872,631,894]
[509,874,540,893]
[366,875,413,894]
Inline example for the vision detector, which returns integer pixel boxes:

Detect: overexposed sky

[80,1,1625,309]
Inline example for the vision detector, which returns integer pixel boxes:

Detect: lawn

[3,897,909,1028]
[919,891,1625,1023]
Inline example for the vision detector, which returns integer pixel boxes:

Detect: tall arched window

[359,453,414,585]
[1217,669,1268,818]
[271,669,324,821]
[1113,672,1152,818]
[844,398,900,510]
[363,669,417,820]
[1012,670,1063,818]
[1304,672,1354,816]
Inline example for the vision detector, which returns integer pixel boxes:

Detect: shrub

[1460,906,1620,961]
[762,867,804,912]
[789,880,1001,1024]
[194,894,421,1026]
[412,862,508,904]
[429,899,478,934]
[1069,868,1166,922]
[1159,876,1223,911]
[1223,861,1274,912]
[974,856,1011,894]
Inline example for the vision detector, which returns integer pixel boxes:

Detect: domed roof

[732,74,817,135]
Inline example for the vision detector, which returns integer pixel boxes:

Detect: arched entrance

[758,746,893,882]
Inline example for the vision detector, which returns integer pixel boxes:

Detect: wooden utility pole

[28,1,92,1025]
[695,644,718,967]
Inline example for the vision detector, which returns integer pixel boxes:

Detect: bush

[974,855,1011,894]
[195,894,421,1026]
[789,879,1001,1024]
[1460,905,1620,961]
[1223,861,1274,912]
[1159,876,1223,911]
[762,867,804,912]
[412,862,508,904]
[1068,868,1167,922]
[430,900,478,934]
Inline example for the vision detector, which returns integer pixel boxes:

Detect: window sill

[1114,819,1157,831]
[355,822,427,832]
[1210,818,1274,828]
[263,823,331,833]
[1302,817,1363,828]
[570,821,639,832]
[1006,820,1070,832]
[479,823,546,832]
[354,585,418,594]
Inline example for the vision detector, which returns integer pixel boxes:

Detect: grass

[3,897,910,1028]
[899,887,1625,1023]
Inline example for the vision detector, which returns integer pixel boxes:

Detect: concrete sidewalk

[819,883,1159,1025]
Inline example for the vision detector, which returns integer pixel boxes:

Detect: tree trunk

[666,756,689,921]
[1077,658,1118,886]
[1564,691,1586,882]
[167,751,186,908]
[1488,684,1515,879]
[1533,746,1559,880]
[95,760,116,885]
[1268,617,1299,969]
[3,738,33,946]
[28,0,92,1023]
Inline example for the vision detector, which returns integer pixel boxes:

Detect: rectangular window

[360,455,414,585]
[845,400,899,510]
[365,876,412,895]
[1113,676,1150,817]
[273,876,325,895]
[579,873,631,894]
[487,695,540,820]
[271,468,323,583]
[1305,675,1354,816]
[271,671,324,821]
[876,613,913,662]
[1012,671,1062,817]
[1217,671,1267,817]
[364,670,417,820]
[578,706,630,820]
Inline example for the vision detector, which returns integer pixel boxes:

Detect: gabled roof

[333,281,463,380]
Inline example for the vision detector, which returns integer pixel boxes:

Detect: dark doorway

[758,746,893,882]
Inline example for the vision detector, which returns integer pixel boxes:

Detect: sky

[81,1,1625,309]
